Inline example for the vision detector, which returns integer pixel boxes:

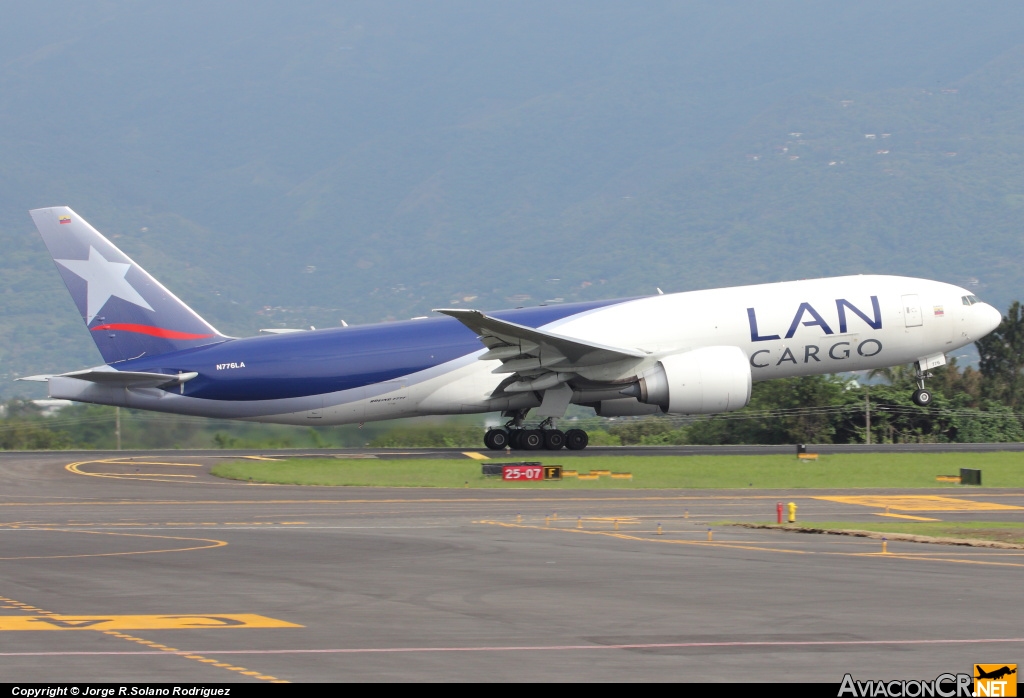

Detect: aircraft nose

[977,303,1003,337]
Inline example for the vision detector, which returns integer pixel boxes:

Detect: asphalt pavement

[0,450,1022,682]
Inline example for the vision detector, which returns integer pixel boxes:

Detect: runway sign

[503,464,544,481]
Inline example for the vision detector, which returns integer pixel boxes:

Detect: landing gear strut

[483,413,587,451]
[911,363,933,407]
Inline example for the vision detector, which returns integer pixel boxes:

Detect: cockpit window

[962,295,982,306]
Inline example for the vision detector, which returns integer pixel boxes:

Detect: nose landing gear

[911,363,933,407]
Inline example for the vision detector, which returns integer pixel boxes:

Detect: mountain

[3,1,1024,398]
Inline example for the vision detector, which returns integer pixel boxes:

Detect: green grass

[761,521,1024,545]
[210,452,1024,489]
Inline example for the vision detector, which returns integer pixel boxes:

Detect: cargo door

[901,294,923,328]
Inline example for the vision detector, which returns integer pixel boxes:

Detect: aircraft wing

[435,308,645,392]
[18,368,198,389]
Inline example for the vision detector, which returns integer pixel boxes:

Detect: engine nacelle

[592,398,664,417]
[638,346,751,414]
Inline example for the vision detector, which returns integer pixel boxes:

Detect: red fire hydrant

[777,502,783,524]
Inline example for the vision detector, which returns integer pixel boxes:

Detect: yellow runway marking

[0,614,301,631]
[462,452,489,460]
[874,513,941,521]
[479,520,810,555]
[817,495,1023,512]
[0,494,852,507]
[0,594,288,682]
[85,472,197,478]
[0,529,226,560]
[6,521,296,529]
[0,613,298,631]
[98,459,204,467]
[66,460,208,484]
[849,553,1024,567]
[479,521,1024,568]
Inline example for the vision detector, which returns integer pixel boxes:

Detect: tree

[976,301,1024,408]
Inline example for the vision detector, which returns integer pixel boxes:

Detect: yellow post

[516,512,522,524]
[787,502,797,523]
[656,523,662,535]
[545,516,550,527]
[684,510,689,519]
[614,519,619,531]
[707,528,713,541]
[882,537,888,554]
[552,512,558,521]
[577,517,582,529]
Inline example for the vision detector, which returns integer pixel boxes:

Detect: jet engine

[636,346,751,414]
[592,397,664,417]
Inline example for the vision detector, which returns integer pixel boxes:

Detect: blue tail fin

[30,206,228,364]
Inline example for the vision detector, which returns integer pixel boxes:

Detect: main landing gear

[483,415,589,451]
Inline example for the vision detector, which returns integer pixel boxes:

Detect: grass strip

[735,521,1024,547]
[210,452,1024,489]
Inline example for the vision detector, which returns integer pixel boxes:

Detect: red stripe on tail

[90,323,215,340]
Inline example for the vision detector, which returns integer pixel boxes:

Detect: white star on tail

[54,246,153,323]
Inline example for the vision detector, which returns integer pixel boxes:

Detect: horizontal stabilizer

[19,368,197,389]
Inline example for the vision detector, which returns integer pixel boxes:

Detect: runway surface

[1,449,1023,682]
[8,440,1024,462]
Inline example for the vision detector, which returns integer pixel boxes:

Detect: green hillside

[3,2,1024,397]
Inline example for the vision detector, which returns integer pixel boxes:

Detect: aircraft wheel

[508,430,523,449]
[565,428,589,450]
[543,429,565,450]
[912,389,932,407]
[484,428,509,451]
[521,429,544,450]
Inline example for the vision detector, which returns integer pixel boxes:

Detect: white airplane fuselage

[403,275,997,424]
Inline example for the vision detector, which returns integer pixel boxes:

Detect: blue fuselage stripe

[119,299,628,401]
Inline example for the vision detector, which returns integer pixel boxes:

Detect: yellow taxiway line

[873,513,941,521]
[816,495,1023,512]
[0,614,301,631]
[0,528,227,561]
[477,520,1024,568]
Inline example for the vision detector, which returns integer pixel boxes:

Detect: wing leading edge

[435,307,646,393]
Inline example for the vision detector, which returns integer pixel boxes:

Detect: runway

[7,440,1024,463]
[1,450,1023,682]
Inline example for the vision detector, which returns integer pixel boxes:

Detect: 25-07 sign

[502,465,544,481]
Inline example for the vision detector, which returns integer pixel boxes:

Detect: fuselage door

[901,294,923,328]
